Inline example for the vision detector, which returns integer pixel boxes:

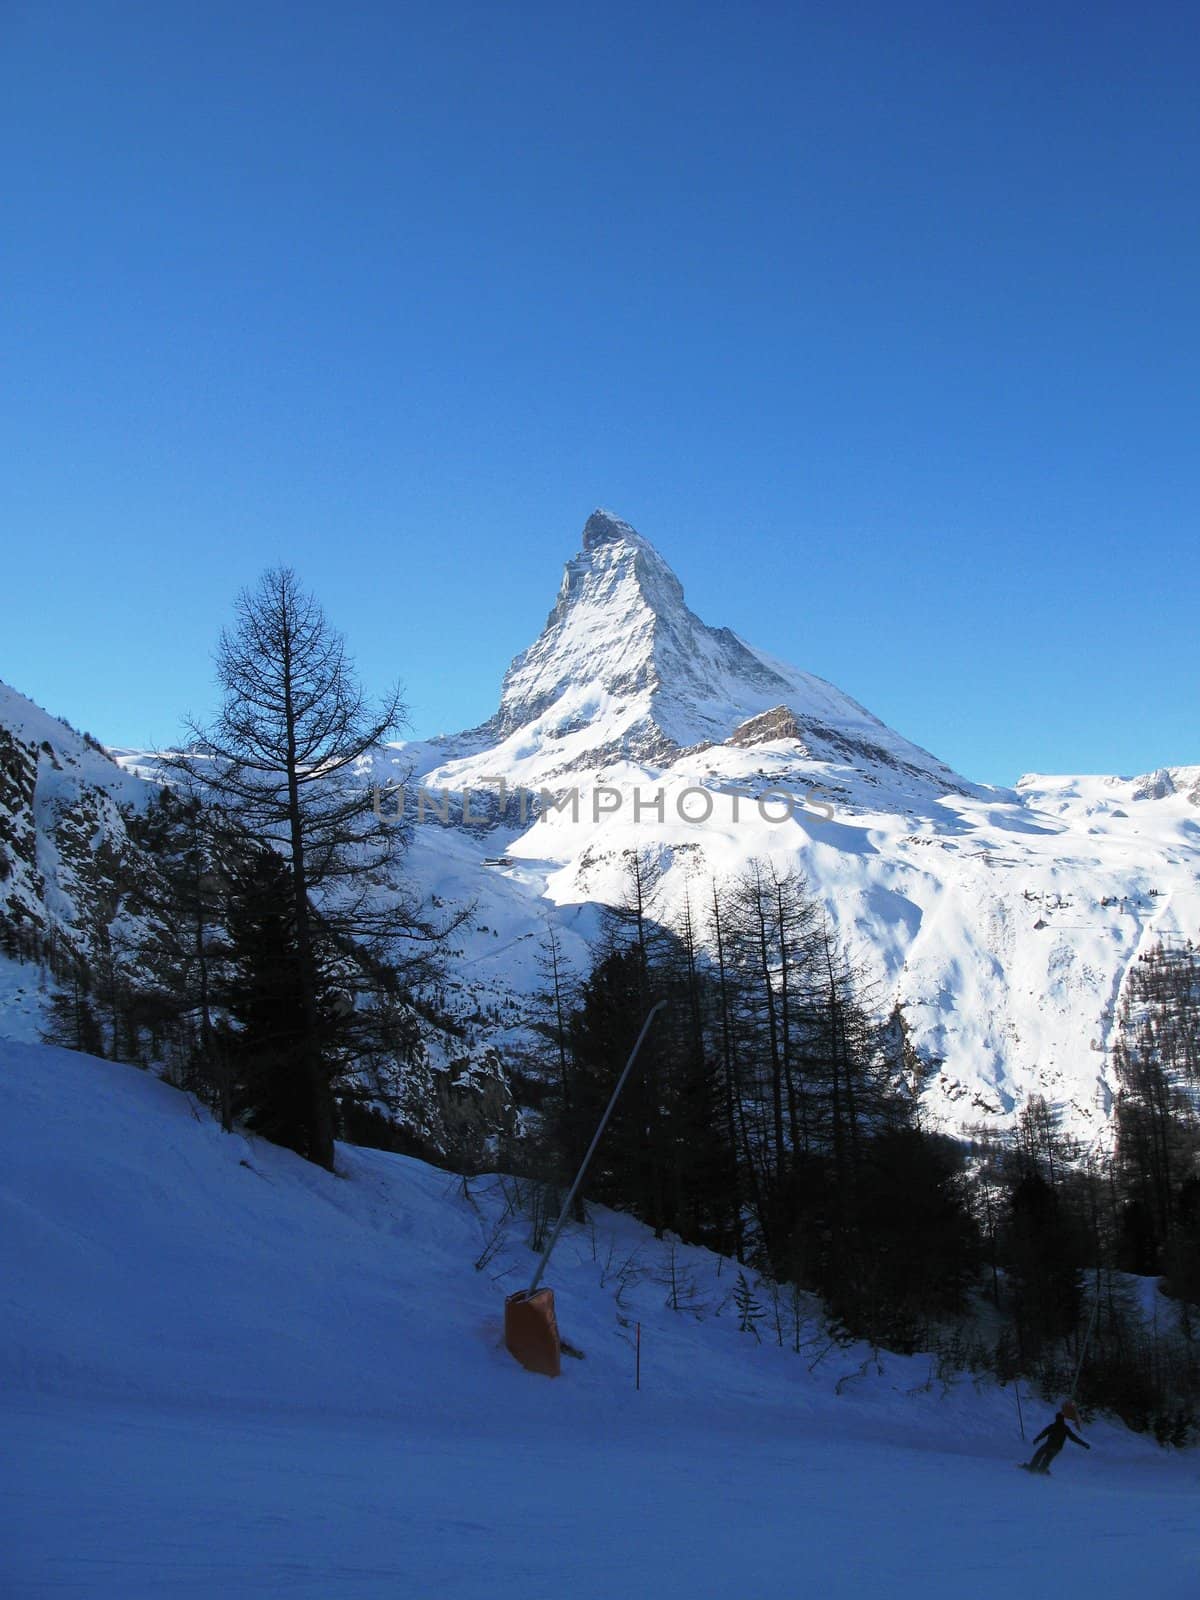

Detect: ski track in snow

[1,1039,1197,1598]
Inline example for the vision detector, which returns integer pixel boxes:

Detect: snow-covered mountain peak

[458,510,970,792]
[492,508,707,742]
[580,505,649,552]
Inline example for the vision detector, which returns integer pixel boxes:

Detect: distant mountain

[420,508,976,797]
[382,512,1200,1136]
[4,512,1198,1140]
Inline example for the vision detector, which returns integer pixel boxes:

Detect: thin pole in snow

[1014,1378,1025,1442]
[636,1321,641,1391]
[1071,1289,1101,1401]
[526,1000,668,1298]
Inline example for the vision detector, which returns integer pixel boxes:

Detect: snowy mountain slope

[1,1038,1193,1599]
[358,515,1199,1136]
[391,752,1200,1134]
[0,683,514,1161]
[0,678,158,984]
[415,509,976,793]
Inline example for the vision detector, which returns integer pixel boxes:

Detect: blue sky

[3,0,1196,785]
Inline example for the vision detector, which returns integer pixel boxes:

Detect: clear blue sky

[3,0,1197,785]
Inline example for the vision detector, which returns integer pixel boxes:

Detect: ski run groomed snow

[1,1038,1196,1599]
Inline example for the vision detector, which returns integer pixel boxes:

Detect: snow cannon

[502,1000,667,1378]
[504,1288,562,1377]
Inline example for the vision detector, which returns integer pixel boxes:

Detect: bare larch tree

[186,566,405,1169]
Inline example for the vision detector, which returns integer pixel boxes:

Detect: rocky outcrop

[728,705,808,750]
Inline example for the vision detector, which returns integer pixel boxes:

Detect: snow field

[1,1039,1196,1598]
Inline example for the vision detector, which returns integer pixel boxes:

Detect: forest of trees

[521,861,1200,1442]
[527,852,974,1350]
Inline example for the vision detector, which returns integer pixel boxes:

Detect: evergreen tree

[1112,943,1200,1270]
[220,848,323,1157]
[557,945,663,1226]
[833,1126,979,1350]
[182,567,405,1169]
[43,965,105,1056]
[733,1270,765,1338]
[1003,1169,1084,1363]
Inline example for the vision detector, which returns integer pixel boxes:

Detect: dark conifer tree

[182,567,406,1169]
[43,965,105,1057]
[220,849,323,1159]
[1003,1169,1084,1364]
[1112,943,1200,1270]
[557,944,658,1221]
[833,1126,979,1349]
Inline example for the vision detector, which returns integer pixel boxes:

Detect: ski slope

[1,1039,1196,1598]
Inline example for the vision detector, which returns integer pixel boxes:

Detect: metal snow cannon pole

[504,999,668,1377]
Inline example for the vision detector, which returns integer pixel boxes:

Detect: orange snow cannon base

[504,1287,562,1378]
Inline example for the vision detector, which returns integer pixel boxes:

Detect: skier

[1025,1409,1090,1475]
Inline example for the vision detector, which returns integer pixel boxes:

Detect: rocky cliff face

[0,683,151,972]
[492,509,793,744]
